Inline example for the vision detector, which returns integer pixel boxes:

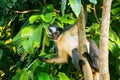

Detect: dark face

[48,25,63,40]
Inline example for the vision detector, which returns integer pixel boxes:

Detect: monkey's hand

[79,59,85,65]
[79,59,85,73]
[83,52,99,71]
[82,52,92,64]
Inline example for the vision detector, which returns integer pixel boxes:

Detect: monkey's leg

[72,48,85,71]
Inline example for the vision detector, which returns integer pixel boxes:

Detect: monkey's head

[48,25,63,40]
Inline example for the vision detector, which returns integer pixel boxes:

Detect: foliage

[0,0,120,80]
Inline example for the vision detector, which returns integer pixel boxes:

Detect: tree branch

[77,5,93,80]
[99,0,112,80]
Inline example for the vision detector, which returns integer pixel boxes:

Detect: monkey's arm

[72,48,85,71]
[44,56,68,64]
[83,41,99,71]
[44,49,69,64]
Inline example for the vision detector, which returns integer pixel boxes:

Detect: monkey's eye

[55,31,60,35]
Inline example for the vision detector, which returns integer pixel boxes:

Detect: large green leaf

[13,24,43,54]
[29,25,42,48]
[21,24,42,54]
[20,25,35,54]
[21,25,35,38]
[22,40,34,54]
[69,0,81,17]
[13,21,29,46]
[61,0,67,15]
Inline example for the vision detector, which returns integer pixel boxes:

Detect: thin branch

[87,4,100,24]
[54,9,60,13]
[14,10,40,14]
[93,4,100,24]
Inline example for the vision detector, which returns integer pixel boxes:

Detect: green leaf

[21,25,42,54]
[29,15,40,24]
[87,23,100,33]
[40,13,54,22]
[13,21,29,46]
[29,25,42,49]
[22,40,34,54]
[13,31,22,46]
[37,72,50,80]
[89,0,97,4]
[60,14,75,24]
[111,8,120,15]
[58,72,70,80]
[12,71,21,80]
[20,25,35,53]
[47,4,54,12]
[69,0,81,17]
[61,0,67,15]
[109,28,120,44]
[13,22,43,54]
[21,25,35,38]
[109,28,120,53]
[109,40,117,53]
[20,69,29,80]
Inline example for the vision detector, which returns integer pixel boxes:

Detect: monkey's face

[48,25,63,40]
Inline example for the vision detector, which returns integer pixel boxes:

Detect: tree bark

[77,6,93,80]
[99,0,112,80]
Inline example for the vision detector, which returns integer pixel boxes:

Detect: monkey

[36,23,99,80]
[37,24,99,74]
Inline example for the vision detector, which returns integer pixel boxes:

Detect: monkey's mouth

[52,34,59,40]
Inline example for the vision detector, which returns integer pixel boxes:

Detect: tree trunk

[99,0,112,80]
[77,5,93,80]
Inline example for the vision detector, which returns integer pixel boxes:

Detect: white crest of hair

[50,26,57,33]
